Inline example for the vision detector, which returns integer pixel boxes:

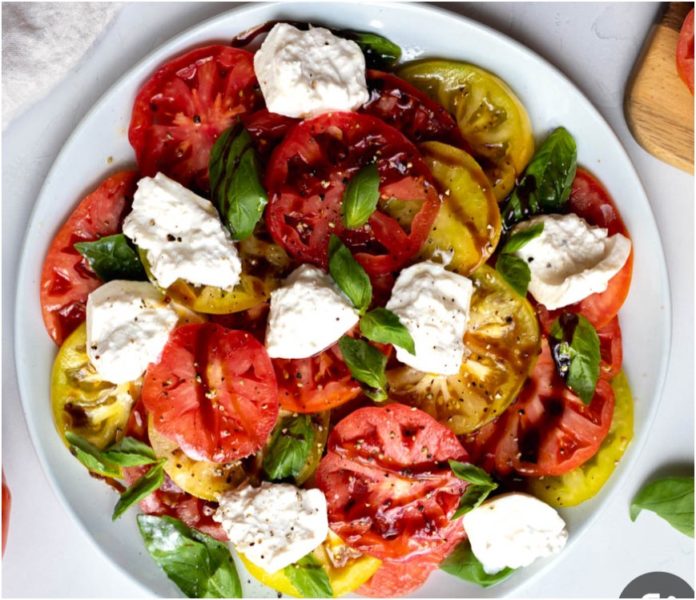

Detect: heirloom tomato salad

[41,20,635,598]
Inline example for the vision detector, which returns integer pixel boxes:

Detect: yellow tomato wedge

[528,370,634,507]
[240,531,382,597]
[398,60,534,201]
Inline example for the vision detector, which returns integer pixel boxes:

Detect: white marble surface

[2,2,693,597]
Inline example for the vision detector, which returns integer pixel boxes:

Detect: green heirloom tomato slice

[398,60,534,201]
[528,370,634,507]
[387,265,540,434]
[418,141,501,274]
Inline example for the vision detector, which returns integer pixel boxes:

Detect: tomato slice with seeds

[143,323,278,463]
[40,171,138,345]
[315,403,467,561]
[129,46,260,192]
[265,112,441,276]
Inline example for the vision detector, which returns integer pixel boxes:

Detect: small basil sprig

[263,415,315,482]
[138,514,242,598]
[113,462,165,520]
[284,553,334,598]
[495,222,544,296]
[502,127,577,229]
[338,336,388,401]
[342,164,381,229]
[328,234,372,314]
[340,30,402,69]
[360,307,415,355]
[449,460,498,519]
[440,540,515,588]
[630,476,694,537]
[75,234,146,282]
[550,314,600,404]
[209,122,267,240]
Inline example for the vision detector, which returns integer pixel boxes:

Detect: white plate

[14,2,671,597]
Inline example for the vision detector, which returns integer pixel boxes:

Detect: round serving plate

[14,2,671,597]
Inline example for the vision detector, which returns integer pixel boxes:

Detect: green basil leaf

[103,436,158,467]
[210,123,268,241]
[138,514,242,598]
[338,336,387,396]
[341,164,380,229]
[362,386,388,402]
[74,234,146,282]
[449,460,498,519]
[65,431,122,479]
[328,234,372,314]
[263,415,315,481]
[360,307,415,354]
[630,476,694,537]
[502,127,577,228]
[495,253,531,297]
[340,30,402,69]
[440,540,515,588]
[112,462,165,520]
[501,222,544,254]
[284,553,334,598]
[551,314,600,405]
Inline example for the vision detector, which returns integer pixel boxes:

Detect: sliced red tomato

[598,316,623,379]
[677,8,694,94]
[129,46,260,192]
[142,323,279,463]
[2,470,10,556]
[40,171,139,345]
[464,339,615,477]
[265,112,441,276]
[242,109,298,161]
[361,70,464,146]
[315,403,467,561]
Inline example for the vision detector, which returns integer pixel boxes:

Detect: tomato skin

[315,403,467,561]
[143,323,279,463]
[40,171,138,345]
[677,9,694,94]
[129,46,260,192]
[265,112,441,276]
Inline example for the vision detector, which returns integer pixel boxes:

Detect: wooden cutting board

[625,2,694,173]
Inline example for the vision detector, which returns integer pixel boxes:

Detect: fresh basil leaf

[103,436,158,467]
[341,30,402,69]
[449,460,498,519]
[284,553,334,598]
[341,164,381,229]
[263,415,315,481]
[501,222,544,254]
[75,234,146,282]
[362,386,388,402]
[502,127,577,228]
[210,123,268,241]
[65,431,122,479]
[631,476,694,537]
[551,314,600,404]
[328,234,372,314]
[440,540,515,588]
[338,336,387,397]
[138,514,242,598]
[495,253,531,297]
[360,307,415,354]
[112,461,165,520]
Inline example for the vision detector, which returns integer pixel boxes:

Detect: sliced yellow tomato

[240,531,382,598]
[398,60,534,201]
[418,141,501,274]
[51,323,136,449]
[387,264,540,434]
[528,370,634,507]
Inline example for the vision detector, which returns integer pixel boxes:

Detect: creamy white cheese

[122,172,242,289]
[462,492,568,575]
[386,261,473,375]
[265,264,359,359]
[514,213,631,310]
[253,23,369,119]
[214,482,329,573]
[86,280,178,384]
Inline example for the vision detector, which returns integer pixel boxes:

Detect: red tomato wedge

[464,339,615,477]
[143,323,279,463]
[40,170,138,345]
[677,9,694,94]
[265,112,441,277]
[129,46,260,192]
[315,403,467,561]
